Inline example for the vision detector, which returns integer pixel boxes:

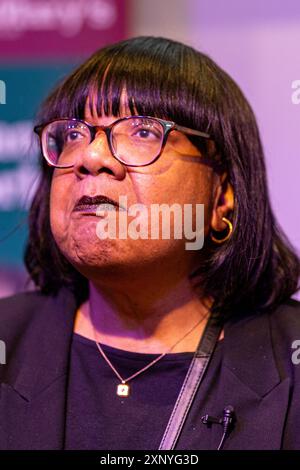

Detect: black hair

[24,36,300,319]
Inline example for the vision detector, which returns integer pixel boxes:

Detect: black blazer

[0,287,300,450]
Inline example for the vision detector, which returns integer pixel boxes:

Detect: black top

[64,332,223,450]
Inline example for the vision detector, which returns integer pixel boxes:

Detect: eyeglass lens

[43,117,165,166]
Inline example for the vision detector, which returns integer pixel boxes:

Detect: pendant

[117,382,130,397]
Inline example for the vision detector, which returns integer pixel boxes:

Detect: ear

[210,172,234,232]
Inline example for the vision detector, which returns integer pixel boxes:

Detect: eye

[64,128,86,143]
[135,128,157,139]
[132,124,162,141]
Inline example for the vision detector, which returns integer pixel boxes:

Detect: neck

[74,275,213,354]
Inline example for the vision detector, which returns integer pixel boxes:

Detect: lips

[73,195,123,213]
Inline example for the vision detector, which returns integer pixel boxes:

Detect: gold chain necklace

[90,306,209,397]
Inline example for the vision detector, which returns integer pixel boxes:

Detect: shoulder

[230,297,300,338]
[267,298,300,373]
[0,289,49,310]
[223,297,300,379]
[225,297,300,338]
[268,297,300,340]
[0,287,77,339]
[0,289,49,328]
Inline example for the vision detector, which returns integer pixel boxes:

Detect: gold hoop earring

[210,216,233,244]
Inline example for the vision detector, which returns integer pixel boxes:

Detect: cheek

[170,167,215,236]
[129,169,214,245]
[142,165,215,220]
[49,175,72,243]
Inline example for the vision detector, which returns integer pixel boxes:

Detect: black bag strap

[158,315,223,450]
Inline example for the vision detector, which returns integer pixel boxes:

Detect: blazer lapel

[0,287,77,449]
[209,312,291,450]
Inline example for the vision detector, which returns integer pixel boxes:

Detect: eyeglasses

[34,115,211,168]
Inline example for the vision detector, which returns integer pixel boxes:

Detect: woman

[0,36,299,450]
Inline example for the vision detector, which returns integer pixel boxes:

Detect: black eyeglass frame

[34,115,211,168]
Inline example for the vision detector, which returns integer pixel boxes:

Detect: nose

[73,130,126,180]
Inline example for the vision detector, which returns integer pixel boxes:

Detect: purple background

[189,0,300,256]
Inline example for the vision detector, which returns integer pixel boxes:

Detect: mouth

[73,195,126,215]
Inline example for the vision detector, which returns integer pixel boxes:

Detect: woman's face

[49,94,224,284]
